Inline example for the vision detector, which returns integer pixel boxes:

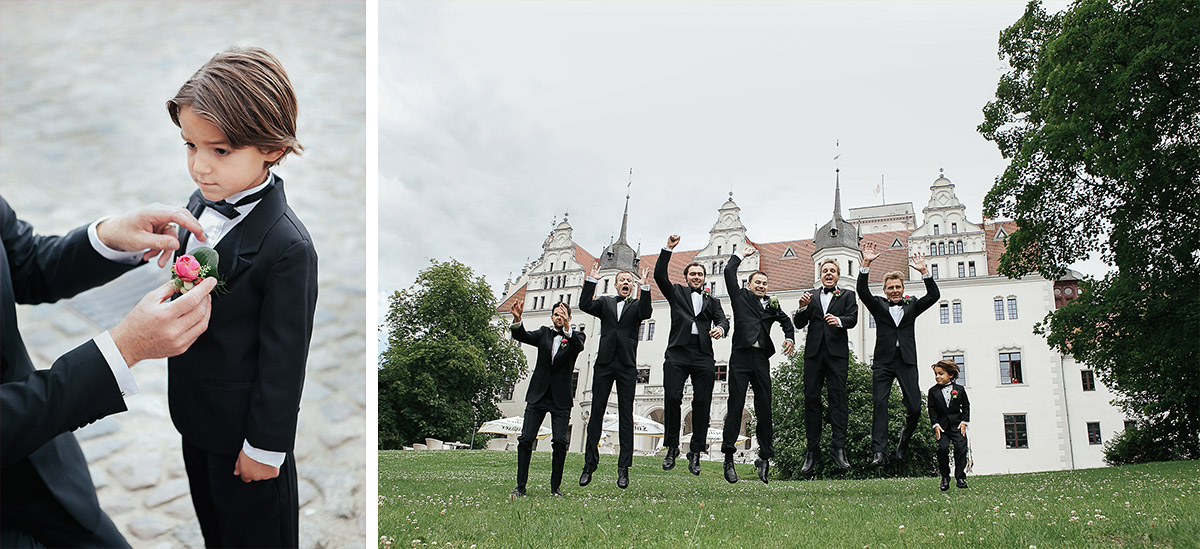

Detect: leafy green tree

[979,0,1200,461]
[774,349,938,480]
[378,259,527,450]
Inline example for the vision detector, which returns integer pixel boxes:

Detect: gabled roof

[497,282,527,313]
[985,221,1019,276]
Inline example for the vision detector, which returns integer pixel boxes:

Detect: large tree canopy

[378,259,527,450]
[980,0,1199,460]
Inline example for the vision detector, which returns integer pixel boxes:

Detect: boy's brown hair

[167,46,302,168]
[933,359,960,380]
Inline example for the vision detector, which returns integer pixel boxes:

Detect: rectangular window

[958,262,965,278]
[994,299,1004,320]
[742,279,747,289]
[868,314,876,328]
[539,296,546,309]
[646,320,656,341]
[1087,422,1102,445]
[636,368,650,384]
[717,245,722,255]
[934,224,940,235]
[503,383,515,401]
[571,371,580,396]
[562,261,567,270]
[1081,370,1096,391]
[714,363,728,382]
[1007,297,1018,319]
[952,302,963,323]
[1124,420,1138,432]
[940,303,950,324]
[931,264,939,279]
[1000,352,1023,384]
[566,294,571,306]
[638,322,646,341]
[1004,414,1029,448]
[943,354,965,384]
[603,279,609,293]
[952,222,958,234]
[969,261,976,277]
[848,260,854,273]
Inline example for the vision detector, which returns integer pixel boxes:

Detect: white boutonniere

[768,296,780,310]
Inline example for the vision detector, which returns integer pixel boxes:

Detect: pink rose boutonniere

[171,246,227,296]
[832,288,843,299]
[702,288,712,299]
[901,295,914,305]
[950,389,959,401]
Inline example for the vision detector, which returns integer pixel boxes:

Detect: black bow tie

[889,301,903,307]
[199,181,275,219]
[692,287,704,294]
[822,287,835,294]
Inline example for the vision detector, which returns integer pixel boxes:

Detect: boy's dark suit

[791,286,858,453]
[857,271,939,457]
[653,249,729,457]
[721,254,794,459]
[928,382,970,480]
[578,277,652,471]
[1,199,132,547]
[173,177,317,548]
[510,321,585,492]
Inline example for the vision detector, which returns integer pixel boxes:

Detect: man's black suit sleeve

[912,276,941,316]
[723,254,741,305]
[959,385,970,424]
[653,250,678,309]
[710,299,729,335]
[776,307,795,341]
[857,271,886,318]
[510,322,541,346]
[792,294,813,330]
[838,292,860,329]
[568,330,586,353]
[579,279,600,317]
[1,341,126,468]
[245,238,318,453]
[637,285,652,321]
[927,387,939,427]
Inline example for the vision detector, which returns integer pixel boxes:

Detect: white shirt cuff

[242,440,286,468]
[834,317,842,327]
[511,320,521,328]
[961,421,969,428]
[87,217,147,264]
[586,277,598,283]
[923,272,933,279]
[94,331,138,398]
[640,284,650,290]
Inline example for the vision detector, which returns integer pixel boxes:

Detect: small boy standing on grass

[167,46,318,547]
[928,359,970,491]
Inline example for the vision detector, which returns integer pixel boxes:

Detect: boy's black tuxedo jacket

[791,286,858,359]
[652,248,729,357]
[857,271,939,366]
[578,278,651,366]
[510,323,585,409]
[172,177,318,455]
[927,382,970,430]
[723,254,794,358]
[1,199,134,534]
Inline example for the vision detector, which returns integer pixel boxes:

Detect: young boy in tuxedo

[508,301,585,497]
[167,47,318,548]
[928,360,970,491]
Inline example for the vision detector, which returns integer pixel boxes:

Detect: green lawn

[379,451,1198,548]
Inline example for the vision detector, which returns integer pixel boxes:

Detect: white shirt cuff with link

[243,440,286,468]
[87,217,148,264]
[93,330,139,398]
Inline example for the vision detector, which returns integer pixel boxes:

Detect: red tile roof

[497,282,527,313]
[984,221,1019,276]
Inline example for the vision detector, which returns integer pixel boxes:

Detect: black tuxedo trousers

[663,340,716,454]
[584,361,637,469]
[872,354,922,453]
[722,348,774,459]
[516,393,570,492]
[804,343,850,451]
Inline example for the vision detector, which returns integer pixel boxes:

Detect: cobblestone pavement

[1,2,366,547]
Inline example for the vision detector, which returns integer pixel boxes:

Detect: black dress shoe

[617,467,629,489]
[894,446,908,461]
[940,477,950,491]
[662,447,679,471]
[511,487,526,498]
[956,478,968,489]
[551,488,563,497]
[755,458,770,484]
[799,451,816,476]
[830,448,852,470]
[687,452,702,475]
[869,452,888,467]
[579,469,593,487]
[723,458,738,484]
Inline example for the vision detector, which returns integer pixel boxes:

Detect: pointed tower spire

[599,169,639,271]
[834,168,843,221]
[617,168,632,244]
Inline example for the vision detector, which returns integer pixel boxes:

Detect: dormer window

[951,223,958,234]
[934,224,940,235]
[830,227,838,238]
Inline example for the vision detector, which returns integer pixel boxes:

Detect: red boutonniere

[902,295,914,305]
[950,389,959,400]
[702,288,712,298]
[559,337,569,350]
[171,246,227,296]
[832,288,843,299]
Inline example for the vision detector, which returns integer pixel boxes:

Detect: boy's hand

[934,424,943,440]
[234,449,280,483]
[96,204,207,267]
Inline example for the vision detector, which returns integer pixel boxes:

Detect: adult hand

[959,424,968,436]
[910,252,928,274]
[782,340,794,355]
[95,204,206,268]
[666,235,680,250]
[934,425,943,441]
[740,243,758,258]
[708,327,723,339]
[109,278,215,366]
[860,241,880,267]
[588,262,601,280]
[233,449,280,483]
[798,292,812,307]
[510,300,524,324]
[638,267,651,286]
[824,313,839,326]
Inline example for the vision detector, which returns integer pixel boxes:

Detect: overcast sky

[380,1,1078,313]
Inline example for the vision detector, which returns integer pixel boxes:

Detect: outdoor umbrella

[477,416,550,439]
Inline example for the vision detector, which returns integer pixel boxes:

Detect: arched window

[956,241,963,254]
[938,242,946,255]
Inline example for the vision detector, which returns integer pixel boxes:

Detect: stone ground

[1,2,366,547]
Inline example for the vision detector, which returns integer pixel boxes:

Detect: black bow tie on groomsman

[692,287,704,294]
[199,181,275,218]
[822,287,835,294]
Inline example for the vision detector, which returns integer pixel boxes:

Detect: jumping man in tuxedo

[653,235,729,475]
[792,258,859,474]
[508,300,585,497]
[722,245,794,484]
[578,263,652,489]
[857,241,939,466]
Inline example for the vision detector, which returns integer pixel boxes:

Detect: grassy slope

[379,451,1199,548]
